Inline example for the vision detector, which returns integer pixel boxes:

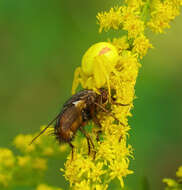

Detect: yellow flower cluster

[98,0,182,34]
[176,166,182,178]
[0,148,15,187]
[97,0,182,56]
[112,36,129,55]
[36,184,62,190]
[163,165,182,190]
[97,3,145,39]
[0,147,48,188]
[13,126,68,156]
[147,0,182,33]
[133,34,153,58]
[67,0,182,189]
[67,41,137,189]
[0,127,67,189]
[96,7,123,33]
[96,2,153,59]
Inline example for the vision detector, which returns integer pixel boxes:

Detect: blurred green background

[0,1,182,190]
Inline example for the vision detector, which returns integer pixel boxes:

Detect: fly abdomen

[55,105,83,142]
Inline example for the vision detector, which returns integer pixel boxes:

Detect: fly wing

[62,90,95,109]
[58,101,85,142]
[60,105,81,131]
[59,99,86,130]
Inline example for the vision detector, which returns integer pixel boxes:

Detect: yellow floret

[133,34,153,58]
[147,0,182,33]
[0,148,15,168]
[0,173,12,187]
[96,7,123,33]
[17,155,31,167]
[112,36,130,55]
[32,157,47,171]
[176,166,182,178]
[163,178,178,187]
[37,184,62,190]
[13,134,35,153]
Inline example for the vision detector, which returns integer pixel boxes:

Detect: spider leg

[94,102,126,127]
[92,116,102,142]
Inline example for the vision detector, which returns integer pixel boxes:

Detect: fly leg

[68,142,74,161]
[110,96,131,106]
[94,102,128,142]
[86,136,91,155]
[110,101,131,142]
[94,102,125,126]
[112,102,130,106]
[89,104,102,142]
[79,128,95,157]
[92,116,102,142]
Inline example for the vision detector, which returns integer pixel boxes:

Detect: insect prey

[30,88,129,159]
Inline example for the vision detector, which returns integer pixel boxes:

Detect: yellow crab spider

[72,42,119,96]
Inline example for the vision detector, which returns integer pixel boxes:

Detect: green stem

[141,0,151,23]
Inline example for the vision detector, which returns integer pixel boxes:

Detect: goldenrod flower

[74,180,91,190]
[0,173,12,187]
[0,137,65,189]
[73,181,108,190]
[32,157,47,171]
[97,5,145,39]
[17,155,31,167]
[65,37,138,189]
[62,153,106,186]
[176,166,182,178]
[42,147,54,156]
[95,184,108,190]
[163,165,182,189]
[36,184,62,190]
[147,0,182,33]
[125,0,144,9]
[133,34,153,58]
[97,7,123,33]
[109,159,133,188]
[13,134,35,153]
[122,6,145,39]
[13,126,67,158]
[163,178,178,187]
[0,148,15,168]
[0,148,15,187]
[112,36,129,55]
